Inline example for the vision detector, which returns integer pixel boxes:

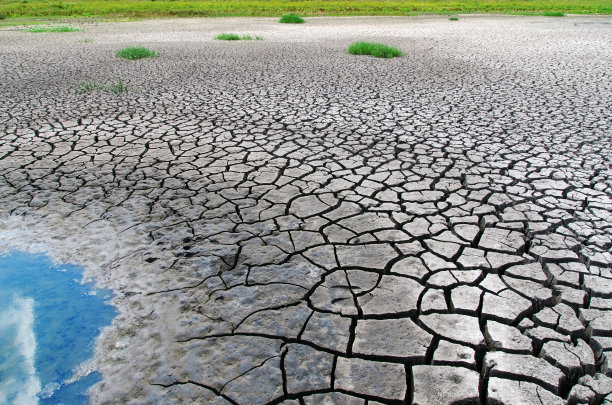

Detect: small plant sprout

[76,38,92,43]
[348,42,402,59]
[26,26,80,33]
[115,47,158,60]
[76,81,103,92]
[279,13,305,23]
[108,78,127,94]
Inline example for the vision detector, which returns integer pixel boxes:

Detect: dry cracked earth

[1,15,611,405]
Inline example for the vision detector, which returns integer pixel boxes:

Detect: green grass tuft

[76,78,128,93]
[348,42,402,58]
[76,38,92,42]
[449,16,459,20]
[115,46,158,60]
[108,78,127,94]
[542,11,565,16]
[26,25,80,32]
[76,81,103,92]
[216,33,263,40]
[0,12,7,20]
[279,13,305,23]
[216,33,240,40]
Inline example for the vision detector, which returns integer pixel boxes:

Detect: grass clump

[76,78,127,93]
[115,46,158,60]
[0,12,8,20]
[216,33,263,40]
[279,13,305,23]
[348,42,402,58]
[26,25,80,32]
[76,81,103,92]
[449,16,459,20]
[76,38,92,42]
[108,78,127,94]
[542,11,565,16]
[216,33,240,40]
[241,34,263,40]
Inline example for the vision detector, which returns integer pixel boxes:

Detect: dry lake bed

[0,15,611,404]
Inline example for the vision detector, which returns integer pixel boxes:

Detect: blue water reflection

[0,251,116,404]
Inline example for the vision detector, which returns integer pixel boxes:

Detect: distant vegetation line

[1,0,610,19]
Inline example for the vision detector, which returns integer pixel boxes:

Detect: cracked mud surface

[1,15,611,404]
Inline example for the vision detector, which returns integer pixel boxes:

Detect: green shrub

[279,13,305,23]
[115,47,158,60]
[348,42,402,59]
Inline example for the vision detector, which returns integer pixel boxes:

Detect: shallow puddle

[0,251,116,404]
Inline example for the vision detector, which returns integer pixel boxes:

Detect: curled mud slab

[1,15,611,404]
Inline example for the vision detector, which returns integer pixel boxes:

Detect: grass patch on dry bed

[116,47,158,60]
[76,81,103,92]
[76,78,128,94]
[108,78,127,94]
[348,42,402,58]
[279,13,305,23]
[25,25,80,32]
[0,0,609,19]
[216,33,263,40]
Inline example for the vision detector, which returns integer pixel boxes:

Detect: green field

[0,0,609,20]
